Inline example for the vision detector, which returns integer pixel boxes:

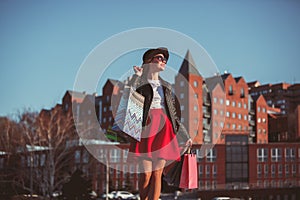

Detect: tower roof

[178,50,201,77]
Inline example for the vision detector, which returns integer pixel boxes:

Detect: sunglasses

[152,55,167,63]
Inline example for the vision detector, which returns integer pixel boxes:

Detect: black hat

[142,47,169,63]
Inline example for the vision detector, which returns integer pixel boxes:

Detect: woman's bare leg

[148,159,166,200]
[139,159,152,200]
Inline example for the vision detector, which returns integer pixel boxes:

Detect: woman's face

[148,53,167,72]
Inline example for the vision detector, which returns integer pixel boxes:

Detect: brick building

[249,82,300,142]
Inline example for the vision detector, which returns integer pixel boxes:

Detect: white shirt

[148,79,165,109]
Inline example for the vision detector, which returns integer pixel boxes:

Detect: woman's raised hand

[133,66,143,77]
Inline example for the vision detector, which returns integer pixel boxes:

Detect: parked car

[211,197,231,200]
[102,191,135,199]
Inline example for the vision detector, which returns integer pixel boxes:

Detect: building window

[220,121,224,128]
[212,165,217,178]
[232,124,236,129]
[271,148,282,162]
[257,164,262,178]
[199,165,203,178]
[64,103,69,111]
[229,85,233,95]
[226,100,230,106]
[180,81,184,87]
[123,165,128,176]
[214,109,218,115]
[238,125,242,130]
[220,98,224,104]
[220,110,224,116]
[264,164,269,178]
[75,150,81,164]
[194,93,198,98]
[278,164,282,177]
[292,164,296,175]
[238,102,242,108]
[257,106,261,112]
[180,93,184,99]
[238,114,242,119]
[232,101,236,107]
[285,148,296,161]
[180,105,184,111]
[40,154,46,167]
[226,111,230,117]
[241,88,245,97]
[194,81,198,87]
[213,97,217,103]
[206,148,217,162]
[82,150,89,163]
[232,112,236,118]
[194,105,198,111]
[110,149,121,163]
[285,164,289,176]
[271,164,276,178]
[226,123,230,129]
[205,165,210,178]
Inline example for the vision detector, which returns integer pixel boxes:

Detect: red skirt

[129,109,181,161]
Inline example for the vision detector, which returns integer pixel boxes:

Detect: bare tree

[8,105,79,197]
[0,116,24,196]
[34,104,78,197]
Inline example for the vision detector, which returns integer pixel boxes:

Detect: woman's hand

[133,66,143,77]
[185,138,193,147]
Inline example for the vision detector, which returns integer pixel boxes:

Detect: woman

[128,47,193,200]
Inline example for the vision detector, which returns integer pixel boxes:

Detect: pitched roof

[220,73,231,81]
[234,76,243,82]
[66,90,87,99]
[178,50,201,77]
[205,75,225,91]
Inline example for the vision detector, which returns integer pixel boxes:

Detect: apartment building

[249,82,300,141]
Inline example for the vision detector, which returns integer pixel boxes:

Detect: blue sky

[1,0,300,117]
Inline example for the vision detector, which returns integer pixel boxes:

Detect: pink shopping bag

[179,152,198,189]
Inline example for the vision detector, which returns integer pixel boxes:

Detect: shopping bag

[179,149,198,189]
[163,154,184,187]
[112,86,144,142]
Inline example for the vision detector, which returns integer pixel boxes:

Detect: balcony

[204,135,211,142]
[203,123,210,130]
[249,120,255,126]
[203,112,211,118]
[249,109,255,115]
[203,99,211,106]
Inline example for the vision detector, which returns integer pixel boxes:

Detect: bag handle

[186,146,192,154]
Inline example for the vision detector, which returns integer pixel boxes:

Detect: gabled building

[175,50,204,144]
[249,82,300,141]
